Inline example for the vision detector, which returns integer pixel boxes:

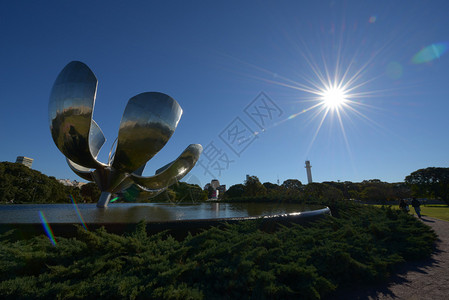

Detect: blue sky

[1,1,449,188]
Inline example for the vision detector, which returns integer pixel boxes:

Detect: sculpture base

[0,207,330,240]
[96,192,112,208]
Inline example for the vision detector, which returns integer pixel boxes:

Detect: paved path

[329,216,449,300]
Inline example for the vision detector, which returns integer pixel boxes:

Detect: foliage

[150,189,177,203]
[0,162,77,204]
[302,183,344,203]
[391,182,411,200]
[281,179,302,190]
[79,182,101,203]
[405,167,449,205]
[281,179,302,198]
[262,182,281,197]
[225,184,246,198]
[243,175,267,197]
[0,162,207,204]
[0,203,436,299]
[225,179,409,204]
[144,182,207,203]
[361,186,389,203]
[171,182,208,202]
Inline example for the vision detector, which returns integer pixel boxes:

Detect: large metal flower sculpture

[49,61,202,207]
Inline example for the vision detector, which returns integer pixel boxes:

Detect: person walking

[399,198,408,213]
[411,197,422,219]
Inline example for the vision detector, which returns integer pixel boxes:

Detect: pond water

[0,202,325,224]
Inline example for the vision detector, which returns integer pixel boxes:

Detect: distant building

[16,156,33,168]
[211,189,219,199]
[58,179,86,188]
[204,179,226,200]
[217,184,226,195]
[305,160,313,184]
[211,179,220,189]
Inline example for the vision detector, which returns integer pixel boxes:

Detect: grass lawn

[372,204,449,222]
[420,205,449,222]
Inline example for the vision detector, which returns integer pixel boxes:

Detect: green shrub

[0,204,436,299]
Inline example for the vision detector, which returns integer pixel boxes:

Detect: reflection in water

[0,203,323,224]
[213,203,220,218]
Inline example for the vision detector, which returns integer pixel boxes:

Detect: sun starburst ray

[305,107,330,156]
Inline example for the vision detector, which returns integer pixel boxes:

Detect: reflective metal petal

[110,176,134,194]
[65,120,105,181]
[120,184,166,201]
[89,120,106,160]
[130,144,202,190]
[49,61,203,208]
[112,92,183,173]
[48,61,105,169]
[66,158,93,181]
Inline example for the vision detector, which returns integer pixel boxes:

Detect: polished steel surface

[131,144,202,190]
[49,61,202,207]
[66,158,93,181]
[112,92,182,173]
[48,61,105,169]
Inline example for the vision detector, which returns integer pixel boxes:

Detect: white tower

[305,160,313,184]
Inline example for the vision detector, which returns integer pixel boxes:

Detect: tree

[391,182,411,200]
[152,189,177,203]
[280,179,302,198]
[225,184,245,198]
[0,162,72,203]
[172,182,207,202]
[361,186,389,203]
[281,179,302,190]
[303,183,325,200]
[244,175,266,197]
[207,185,215,199]
[263,182,281,197]
[303,183,343,202]
[263,182,279,191]
[80,182,101,203]
[405,167,449,204]
[321,185,344,202]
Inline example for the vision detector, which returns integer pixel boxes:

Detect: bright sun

[321,86,347,109]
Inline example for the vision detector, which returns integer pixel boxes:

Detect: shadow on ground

[327,216,443,300]
[326,255,439,299]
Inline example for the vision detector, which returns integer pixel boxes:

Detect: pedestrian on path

[399,198,409,213]
[411,197,422,219]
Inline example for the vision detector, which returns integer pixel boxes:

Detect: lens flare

[70,195,88,230]
[412,42,449,64]
[39,211,57,245]
[222,21,389,161]
[110,196,119,203]
[239,43,385,159]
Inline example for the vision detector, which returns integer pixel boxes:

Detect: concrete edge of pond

[0,207,331,239]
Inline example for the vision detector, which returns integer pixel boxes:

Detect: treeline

[0,162,82,204]
[120,182,208,203]
[224,167,449,205]
[0,162,207,204]
[224,175,410,204]
[3,161,447,205]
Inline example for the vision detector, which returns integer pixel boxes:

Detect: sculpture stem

[97,192,112,208]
